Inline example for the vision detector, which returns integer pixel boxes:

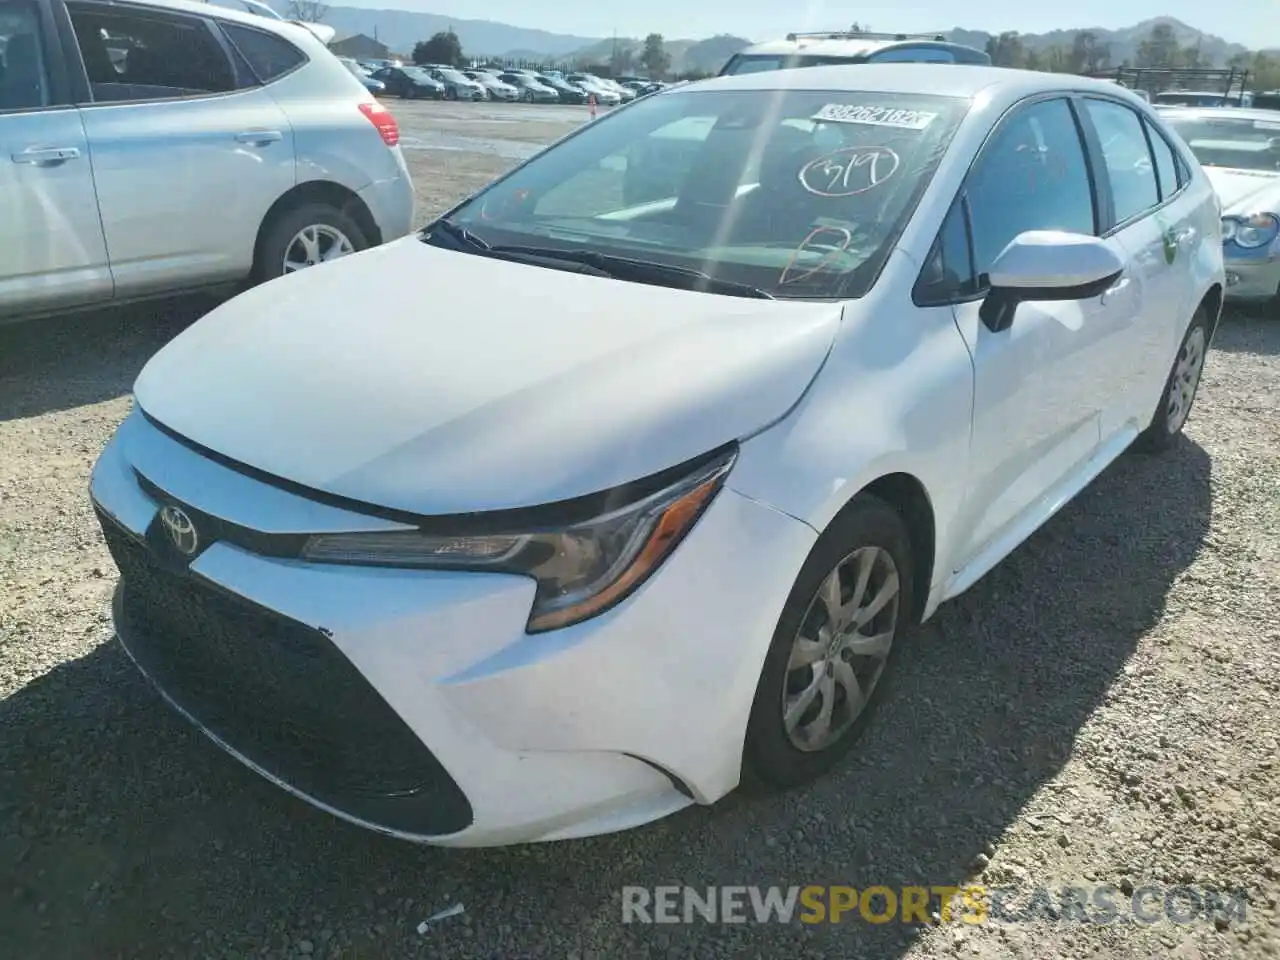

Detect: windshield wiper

[486,245,775,299]
[424,218,490,250]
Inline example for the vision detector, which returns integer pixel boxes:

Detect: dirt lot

[2,99,1279,960]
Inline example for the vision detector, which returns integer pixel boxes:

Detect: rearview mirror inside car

[980,230,1126,333]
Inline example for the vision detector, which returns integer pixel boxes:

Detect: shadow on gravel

[0,441,1212,959]
[1213,307,1280,355]
[0,295,219,422]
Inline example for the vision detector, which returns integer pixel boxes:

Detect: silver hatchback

[0,0,414,323]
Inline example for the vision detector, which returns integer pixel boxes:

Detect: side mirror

[979,230,1126,333]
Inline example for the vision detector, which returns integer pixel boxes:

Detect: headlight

[300,446,737,632]
[1224,213,1280,249]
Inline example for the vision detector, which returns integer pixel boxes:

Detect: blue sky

[337,0,1278,48]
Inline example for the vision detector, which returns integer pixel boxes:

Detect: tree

[610,44,636,76]
[849,22,871,33]
[639,33,670,79]
[284,0,328,22]
[1136,23,1180,68]
[985,31,1025,68]
[1068,30,1110,74]
[413,29,463,67]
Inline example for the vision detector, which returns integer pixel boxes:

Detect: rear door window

[67,2,235,101]
[1081,98,1161,226]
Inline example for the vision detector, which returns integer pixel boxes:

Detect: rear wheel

[1133,307,1210,453]
[253,202,368,284]
[743,495,914,788]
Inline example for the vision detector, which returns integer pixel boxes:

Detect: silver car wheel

[1165,324,1207,434]
[282,224,355,274]
[782,545,900,753]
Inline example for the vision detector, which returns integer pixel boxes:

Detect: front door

[947,96,1127,568]
[0,0,111,318]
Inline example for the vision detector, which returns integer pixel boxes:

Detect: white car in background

[1160,106,1280,310]
[2,0,413,324]
[92,65,1222,847]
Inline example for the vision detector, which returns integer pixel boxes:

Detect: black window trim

[1141,115,1186,203]
[912,91,1103,308]
[62,0,250,108]
[217,17,308,87]
[0,0,78,114]
[1074,94,1179,237]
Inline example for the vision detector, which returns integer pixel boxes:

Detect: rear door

[0,0,111,317]
[1076,95,1200,442]
[64,1,297,296]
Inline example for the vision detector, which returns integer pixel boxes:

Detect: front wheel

[1133,307,1210,453]
[523,90,534,103]
[253,202,368,284]
[743,495,914,789]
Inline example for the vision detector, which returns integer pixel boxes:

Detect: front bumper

[89,410,815,846]
[1224,249,1280,303]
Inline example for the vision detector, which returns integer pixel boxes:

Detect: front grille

[97,508,474,836]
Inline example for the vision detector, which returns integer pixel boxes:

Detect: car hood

[134,239,841,516]
[1203,166,1280,214]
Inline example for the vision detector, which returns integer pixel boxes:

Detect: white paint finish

[987,231,1126,289]
[91,65,1230,845]
[1204,167,1280,215]
[118,409,414,534]
[135,238,842,514]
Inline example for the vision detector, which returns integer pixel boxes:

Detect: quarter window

[1081,98,1160,225]
[0,0,50,110]
[965,98,1096,284]
[916,199,975,304]
[221,22,304,84]
[1143,118,1182,201]
[68,3,235,101]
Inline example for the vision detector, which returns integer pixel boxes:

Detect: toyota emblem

[158,504,200,556]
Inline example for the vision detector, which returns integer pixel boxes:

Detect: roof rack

[1085,66,1250,99]
[784,30,948,43]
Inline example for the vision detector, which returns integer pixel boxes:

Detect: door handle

[11,146,81,165]
[234,130,283,146]
[1100,277,1131,305]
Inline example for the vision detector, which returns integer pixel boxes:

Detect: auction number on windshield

[798,146,900,198]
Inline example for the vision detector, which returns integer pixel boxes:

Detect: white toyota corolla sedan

[90,65,1224,847]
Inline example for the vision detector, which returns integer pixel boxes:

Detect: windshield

[430,88,966,299]
[721,54,870,76]
[437,68,468,82]
[1164,114,1280,171]
[401,67,434,82]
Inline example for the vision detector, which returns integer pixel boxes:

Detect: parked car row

[355,62,660,106]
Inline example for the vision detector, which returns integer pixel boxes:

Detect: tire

[446,87,457,100]
[1132,307,1210,454]
[743,494,915,789]
[523,90,534,103]
[253,201,369,284]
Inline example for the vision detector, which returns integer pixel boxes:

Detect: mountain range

[290,6,1266,72]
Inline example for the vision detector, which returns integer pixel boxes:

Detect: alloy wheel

[1165,325,1207,434]
[782,546,901,752]
[282,224,355,274]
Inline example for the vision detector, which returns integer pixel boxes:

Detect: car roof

[122,0,304,31]
[686,63,1136,100]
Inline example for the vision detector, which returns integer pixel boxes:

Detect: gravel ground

[2,101,1279,959]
